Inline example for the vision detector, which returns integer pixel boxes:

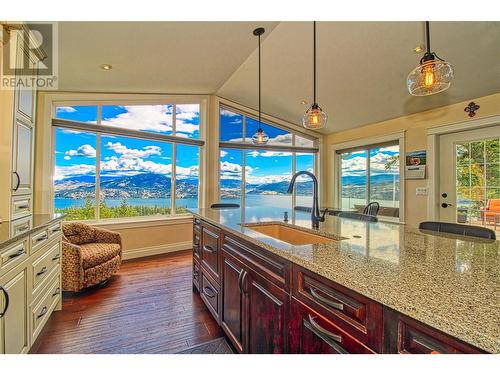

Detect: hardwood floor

[30,250,223,354]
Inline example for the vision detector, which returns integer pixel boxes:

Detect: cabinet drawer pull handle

[310,288,344,311]
[203,245,215,253]
[237,270,244,294]
[17,225,29,232]
[52,288,60,297]
[52,254,61,261]
[13,171,20,191]
[8,248,25,259]
[0,286,9,317]
[37,306,48,319]
[51,227,61,233]
[193,269,199,277]
[308,315,342,343]
[36,266,48,276]
[17,204,29,210]
[203,286,216,298]
[35,235,48,242]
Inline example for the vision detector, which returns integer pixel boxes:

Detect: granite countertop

[0,214,65,250]
[189,206,499,353]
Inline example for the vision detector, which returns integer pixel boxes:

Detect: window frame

[217,104,319,210]
[331,133,405,223]
[51,98,205,222]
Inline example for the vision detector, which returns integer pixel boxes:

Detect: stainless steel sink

[244,223,335,245]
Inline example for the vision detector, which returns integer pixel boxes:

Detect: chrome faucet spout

[287,171,325,229]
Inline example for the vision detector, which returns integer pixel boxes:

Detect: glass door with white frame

[439,126,500,233]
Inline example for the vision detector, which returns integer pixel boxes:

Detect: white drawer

[31,241,61,296]
[47,222,62,239]
[30,273,61,343]
[31,228,50,254]
[10,216,32,237]
[0,239,29,277]
[11,195,32,220]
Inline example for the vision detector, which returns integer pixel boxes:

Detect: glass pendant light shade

[407,58,454,96]
[302,103,327,129]
[251,128,269,145]
[407,21,454,97]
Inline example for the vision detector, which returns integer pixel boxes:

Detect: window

[218,105,318,210]
[339,143,400,217]
[53,102,203,221]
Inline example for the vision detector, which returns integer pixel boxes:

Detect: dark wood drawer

[201,222,221,282]
[222,233,290,290]
[192,260,201,292]
[193,229,201,262]
[290,298,375,354]
[292,265,383,352]
[383,308,483,354]
[193,217,201,234]
[200,272,220,323]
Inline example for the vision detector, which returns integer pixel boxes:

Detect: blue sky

[54,104,200,181]
[341,147,399,178]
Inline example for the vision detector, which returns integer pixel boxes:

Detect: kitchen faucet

[287,171,326,229]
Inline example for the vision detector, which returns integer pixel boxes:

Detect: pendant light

[303,21,327,130]
[251,27,269,145]
[407,21,454,96]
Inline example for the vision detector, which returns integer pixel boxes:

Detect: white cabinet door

[0,266,29,354]
[15,40,38,124]
[11,119,33,196]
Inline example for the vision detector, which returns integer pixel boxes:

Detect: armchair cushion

[80,243,121,269]
[63,222,97,245]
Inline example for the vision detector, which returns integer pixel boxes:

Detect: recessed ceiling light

[100,64,112,70]
[413,46,424,54]
[300,100,307,105]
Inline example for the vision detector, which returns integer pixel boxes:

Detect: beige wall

[94,219,192,260]
[325,93,500,228]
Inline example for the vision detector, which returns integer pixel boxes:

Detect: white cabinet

[0,265,29,354]
[11,119,34,197]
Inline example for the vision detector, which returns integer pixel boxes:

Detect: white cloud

[54,164,95,180]
[220,150,228,158]
[102,105,173,133]
[105,142,161,159]
[64,144,96,159]
[57,106,77,113]
[248,151,292,158]
[101,104,200,136]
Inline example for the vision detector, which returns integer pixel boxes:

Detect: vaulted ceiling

[57,21,500,134]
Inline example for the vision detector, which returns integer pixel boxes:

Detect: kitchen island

[188,207,499,354]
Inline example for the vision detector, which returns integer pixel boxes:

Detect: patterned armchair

[61,222,122,292]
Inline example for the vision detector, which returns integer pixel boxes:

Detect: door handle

[0,286,9,317]
[12,171,20,191]
[441,203,453,208]
[237,269,245,294]
[308,315,342,343]
[203,286,216,298]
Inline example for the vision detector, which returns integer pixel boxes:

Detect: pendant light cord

[425,21,431,54]
[258,32,262,129]
[313,21,317,105]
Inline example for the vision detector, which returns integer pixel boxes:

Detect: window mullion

[242,150,246,209]
[366,149,370,206]
[172,104,177,215]
[95,104,102,220]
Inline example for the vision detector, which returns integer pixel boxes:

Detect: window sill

[67,214,194,230]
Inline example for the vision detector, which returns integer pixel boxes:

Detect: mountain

[55,172,314,200]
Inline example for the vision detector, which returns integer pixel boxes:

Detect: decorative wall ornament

[464,102,480,117]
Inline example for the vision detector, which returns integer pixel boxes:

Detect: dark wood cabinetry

[244,266,288,353]
[292,265,383,352]
[221,252,245,352]
[289,298,374,354]
[383,307,484,354]
[192,218,485,354]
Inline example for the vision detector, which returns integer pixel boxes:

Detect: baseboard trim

[122,241,192,260]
